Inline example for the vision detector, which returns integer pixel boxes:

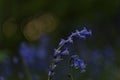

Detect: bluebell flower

[79,27,91,35]
[70,55,86,72]
[61,48,69,55]
[76,30,86,39]
[71,55,79,59]
[66,37,73,43]
[59,39,66,46]
[53,49,61,57]
[71,59,80,69]
[70,32,77,38]
[78,59,86,73]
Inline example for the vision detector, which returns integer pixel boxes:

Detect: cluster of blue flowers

[0,36,50,80]
[18,36,49,79]
[48,27,92,80]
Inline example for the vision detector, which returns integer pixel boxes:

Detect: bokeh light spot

[2,18,17,38]
[23,13,58,41]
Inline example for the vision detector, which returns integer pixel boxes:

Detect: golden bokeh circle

[23,13,58,41]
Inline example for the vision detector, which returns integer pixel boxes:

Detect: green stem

[69,72,74,80]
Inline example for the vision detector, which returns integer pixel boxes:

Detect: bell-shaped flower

[61,48,69,55]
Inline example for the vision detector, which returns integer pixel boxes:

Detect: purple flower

[59,39,66,46]
[61,48,69,55]
[0,76,4,80]
[71,59,80,69]
[70,32,77,37]
[75,30,86,39]
[70,55,86,72]
[79,27,87,34]
[80,27,92,35]
[53,49,61,57]
[19,42,30,55]
[19,42,35,63]
[36,48,47,60]
[78,59,86,70]
[71,55,79,59]
[2,57,12,77]
[66,37,73,43]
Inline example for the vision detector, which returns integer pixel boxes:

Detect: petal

[61,48,69,55]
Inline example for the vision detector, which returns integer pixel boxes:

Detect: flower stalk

[48,27,91,80]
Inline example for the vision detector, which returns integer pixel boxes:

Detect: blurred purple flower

[36,48,47,60]
[90,49,102,64]
[19,42,35,63]
[103,46,115,62]
[19,42,30,55]
[0,76,4,80]
[2,57,12,77]
[37,36,49,60]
